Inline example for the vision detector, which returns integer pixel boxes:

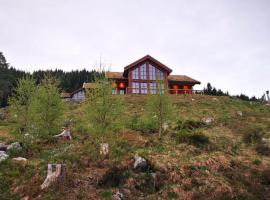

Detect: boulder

[134,155,148,171]
[0,143,7,151]
[113,191,124,200]
[54,129,72,140]
[7,142,22,152]
[12,157,27,167]
[202,117,214,125]
[41,164,66,190]
[100,143,109,156]
[0,151,9,163]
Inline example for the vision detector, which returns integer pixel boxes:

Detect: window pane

[132,82,139,94]
[156,69,164,80]
[157,82,164,94]
[149,64,156,80]
[150,82,156,94]
[140,64,147,80]
[132,68,139,79]
[140,82,147,94]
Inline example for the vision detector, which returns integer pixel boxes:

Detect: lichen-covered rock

[113,191,124,200]
[202,117,214,125]
[100,143,109,156]
[0,151,9,163]
[134,155,148,171]
[12,157,27,167]
[7,142,22,152]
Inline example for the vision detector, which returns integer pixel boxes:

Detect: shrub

[174,119,205,131]
[243,127,264,144]
[175,130,209,147]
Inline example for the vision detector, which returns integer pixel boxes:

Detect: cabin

[105,55,201,95]
[62,55,201,102]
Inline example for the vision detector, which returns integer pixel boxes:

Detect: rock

[134,155,148,171]
[12,157,27,167]
[41,164,66,190]
[113,191,124,200]
[191,98,195,101]
[54,128,72,140]
[202,117,214,125]
[0,151,9,163]
[212,98,218,101]
[21,196,29,200]
[236,111,243,117]
[100,143,109,156]
[7,142,22,152]
[0,143,7,151]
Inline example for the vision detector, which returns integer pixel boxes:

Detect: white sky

[0,0,269,97]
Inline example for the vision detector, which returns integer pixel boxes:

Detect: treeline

[0,52,100,107]
[203,83,259,102]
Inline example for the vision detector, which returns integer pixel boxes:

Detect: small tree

[30,76,65,138]
[85,72,124,141]
[144,82,173,137]
[8,76,36,133]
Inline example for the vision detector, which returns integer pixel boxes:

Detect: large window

[149,64,156,80]
[150,82,156,94]
[132,67,139,79]
[156,68,164,80]
[141,83,147,94]
[132,82,139,94]
[131,63,165,94]
[140,64,147,80]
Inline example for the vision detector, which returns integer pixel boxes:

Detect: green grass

[1,95,270,199]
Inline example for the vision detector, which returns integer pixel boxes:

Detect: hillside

[1,95,270,200]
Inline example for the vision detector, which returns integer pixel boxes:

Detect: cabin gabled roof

[168,75,201,84]
[123,55,172,76]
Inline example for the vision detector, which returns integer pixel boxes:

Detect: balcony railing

[122,87,204,95]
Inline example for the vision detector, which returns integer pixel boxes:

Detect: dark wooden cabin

[105,55,201,95]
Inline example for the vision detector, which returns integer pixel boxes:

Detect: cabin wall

[71,90,85,102]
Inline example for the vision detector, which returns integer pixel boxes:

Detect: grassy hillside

[1,95,270,200]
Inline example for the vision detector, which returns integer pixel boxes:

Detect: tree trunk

[41,164,66,190]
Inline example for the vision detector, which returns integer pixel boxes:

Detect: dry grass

[1,95,270,199]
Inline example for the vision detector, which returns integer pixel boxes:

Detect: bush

[243,127,264,144]
[175,130,209,147]
[174,119,205,131]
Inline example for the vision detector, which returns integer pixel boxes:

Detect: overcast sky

[1,0,269,97]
